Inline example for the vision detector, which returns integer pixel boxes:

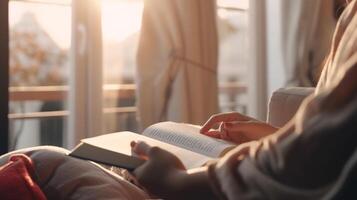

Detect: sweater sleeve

[207,93,357,200]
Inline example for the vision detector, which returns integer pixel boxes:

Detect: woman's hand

[131,141,186,198]
[131,141,216,200]
[200,112,278,144]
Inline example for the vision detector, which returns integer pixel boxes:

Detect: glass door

[101,0,144,134]
[8,0,71,150]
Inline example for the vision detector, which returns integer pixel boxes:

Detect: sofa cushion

[0,154,47,200]
[0,146,148,200]
[268,87,315,127]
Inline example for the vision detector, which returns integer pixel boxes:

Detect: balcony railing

[9,83,247,120]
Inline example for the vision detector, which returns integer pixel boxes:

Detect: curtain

[68,0,103,148]
[281,0,336,86]
[136,0,219,129]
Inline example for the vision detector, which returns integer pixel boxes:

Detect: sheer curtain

[136,0,219,129]
[280,0,336,86]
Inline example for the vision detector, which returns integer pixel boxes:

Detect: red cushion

[0,154,47,200]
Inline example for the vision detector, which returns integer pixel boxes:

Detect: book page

[77,131,212,169]
[143,122,235,158]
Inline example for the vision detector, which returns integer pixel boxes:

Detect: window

[101,0,144,134]
[217,0,249,113]
[9,0,71,149]
[8,0,257,150]
[8,0,145,149]
[102,0,143,86]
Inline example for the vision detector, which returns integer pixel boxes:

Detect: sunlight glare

[102,0,144,43]
[9,2,71,49]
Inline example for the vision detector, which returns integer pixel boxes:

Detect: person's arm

[175,167,216,200]
[131,141,216,200]
[200,112,278,144]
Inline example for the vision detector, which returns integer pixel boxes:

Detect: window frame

[216,0,268,120]
[0,0,9,154]
[247,0,268,120]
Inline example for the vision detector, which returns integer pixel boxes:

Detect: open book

[69,122,236,170]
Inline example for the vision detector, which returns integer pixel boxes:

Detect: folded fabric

[0,154,47,200]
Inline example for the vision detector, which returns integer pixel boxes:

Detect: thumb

[131,141,152,160]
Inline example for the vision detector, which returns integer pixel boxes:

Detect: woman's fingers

[203,121,264,142]
[203,122,232,140]
[224,121,278,141]
[202,118,278,144]
[204,131,222,139]
[223,121,256,132]
[200,112,250,134]
[202,120,253,140]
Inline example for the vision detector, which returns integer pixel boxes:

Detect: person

[129,0,357,199]
[1,0,356,199]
